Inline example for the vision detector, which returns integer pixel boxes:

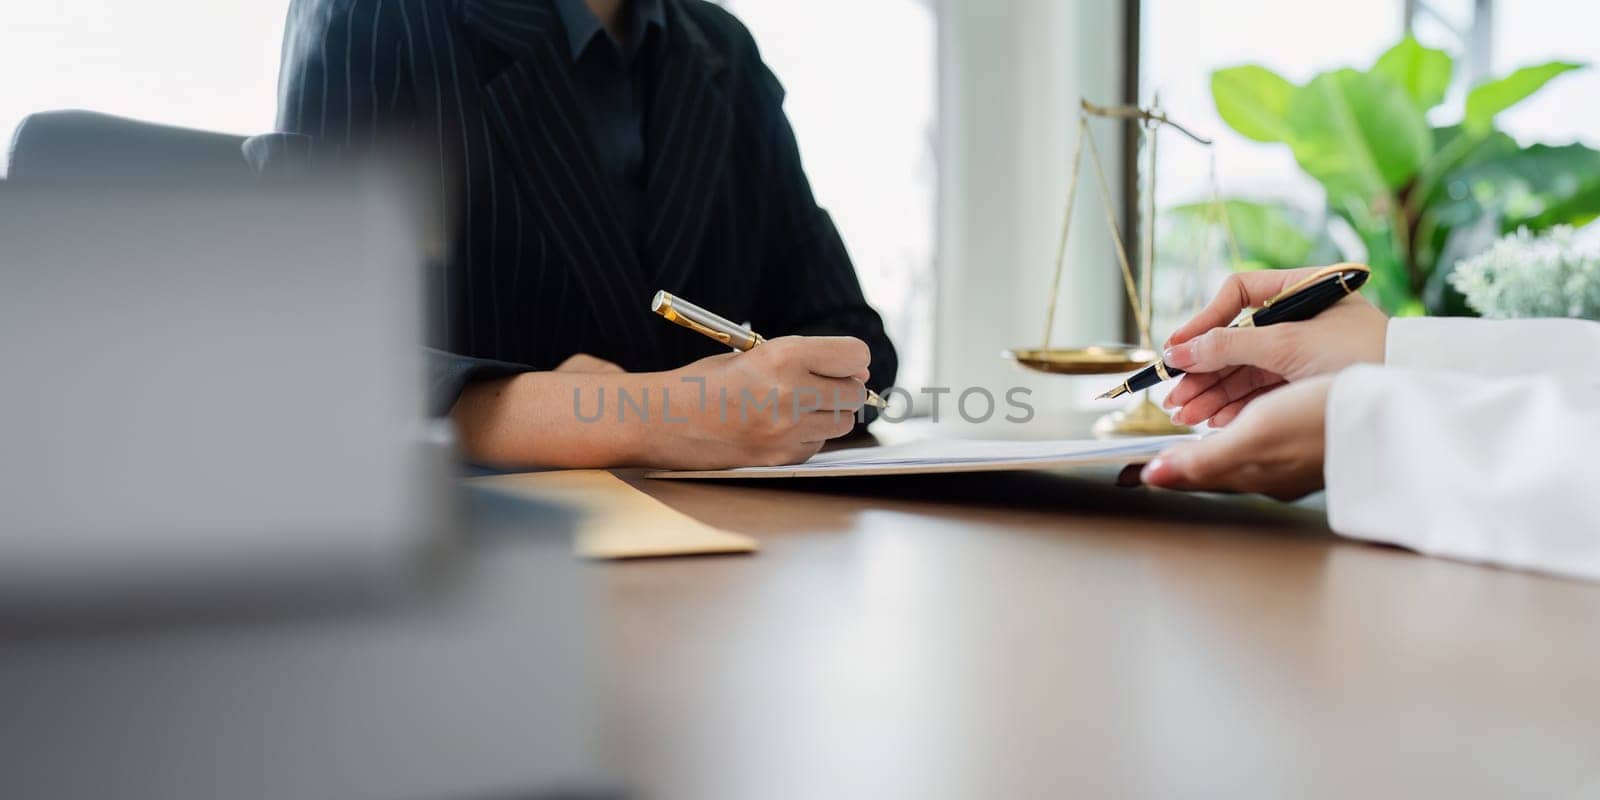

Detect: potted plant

[1190,37,1600,316]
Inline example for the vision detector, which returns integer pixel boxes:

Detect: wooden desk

[599,470,1600,799]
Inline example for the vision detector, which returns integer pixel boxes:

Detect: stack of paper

[647,436,1193,480]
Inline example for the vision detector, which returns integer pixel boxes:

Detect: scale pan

[1003,345,1157,375]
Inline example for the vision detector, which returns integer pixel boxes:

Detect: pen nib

[1097,384,1129,401]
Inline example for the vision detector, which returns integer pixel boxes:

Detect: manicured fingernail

[1164,343,1196,369]
[1140,457,1165,483]
[1161,394,1177,409]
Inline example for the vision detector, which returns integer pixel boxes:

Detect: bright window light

[0,1,292,175]
[719,0,940,390]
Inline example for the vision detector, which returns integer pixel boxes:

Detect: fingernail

[1164,343,1196,369]
[1140,457,1165,483]
[1161,394,1177,409]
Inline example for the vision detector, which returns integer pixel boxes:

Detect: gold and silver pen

[651,290,887,409]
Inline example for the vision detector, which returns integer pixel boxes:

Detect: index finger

[775,335,873,379]
[1165,267,1325,347]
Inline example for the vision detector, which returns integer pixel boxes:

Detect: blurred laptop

[0,177,613,799]
[0,177,447,612]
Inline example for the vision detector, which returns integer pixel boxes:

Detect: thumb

[1165,326,1294,375]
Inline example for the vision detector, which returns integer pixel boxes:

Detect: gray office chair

[4,109,311,181]
[5,109,253,181]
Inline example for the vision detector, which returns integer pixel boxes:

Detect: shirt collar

[550,0,667,63]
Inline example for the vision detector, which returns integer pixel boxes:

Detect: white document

[647,436,1194,480]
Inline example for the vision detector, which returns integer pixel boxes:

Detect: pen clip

[1261,263,1371,308]
[665,309,735,346]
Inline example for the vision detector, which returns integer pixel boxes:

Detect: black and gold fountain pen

[1097,264,1371,400]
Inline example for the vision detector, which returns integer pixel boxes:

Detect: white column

[934,0,1128,416]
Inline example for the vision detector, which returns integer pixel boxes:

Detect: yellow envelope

[472,470,757,560]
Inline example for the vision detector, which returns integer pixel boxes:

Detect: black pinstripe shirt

[274,0,897,414]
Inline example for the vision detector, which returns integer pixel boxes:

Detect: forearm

[1386,317,1600,376]
[450,341,868,471]
[450,371,653,469]
[1326,365,1600,579]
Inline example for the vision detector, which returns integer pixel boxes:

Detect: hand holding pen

[1098,264,1387,427]
[653,291,887,409]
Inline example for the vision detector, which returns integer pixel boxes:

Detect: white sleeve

[1325,365,1600,581]
[1386,317,1600,377]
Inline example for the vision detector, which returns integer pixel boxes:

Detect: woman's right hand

[1161,265,1389,427]
[645,336,873,470]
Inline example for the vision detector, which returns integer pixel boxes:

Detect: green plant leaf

[1393,299,1428,317]
[1323,202,1415,314]
[1373,36,1453,111]
[1421,125,1519,216]
[1431,125,1519,170]
[1170,199,1314,268]
[1421,215,1500,317]
[1464,61,1585,134]
[1352,234,1416,314]
[1211,66,1297,143]
[1442,143,1600,231]
[1285,69,1433,200]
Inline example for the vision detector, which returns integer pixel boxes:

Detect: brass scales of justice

[1005,98,1242,437]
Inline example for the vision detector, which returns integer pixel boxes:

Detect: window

[0,1,291,176]
[5,0,941,390]
[1476,1,1600,149]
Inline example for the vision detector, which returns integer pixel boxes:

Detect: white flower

[1450,226,1600,320]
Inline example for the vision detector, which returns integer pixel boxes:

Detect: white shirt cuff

[1386,316,1600,377]
[1324,365,1411,550]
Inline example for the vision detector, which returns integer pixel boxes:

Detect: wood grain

[596,469,1600,799]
